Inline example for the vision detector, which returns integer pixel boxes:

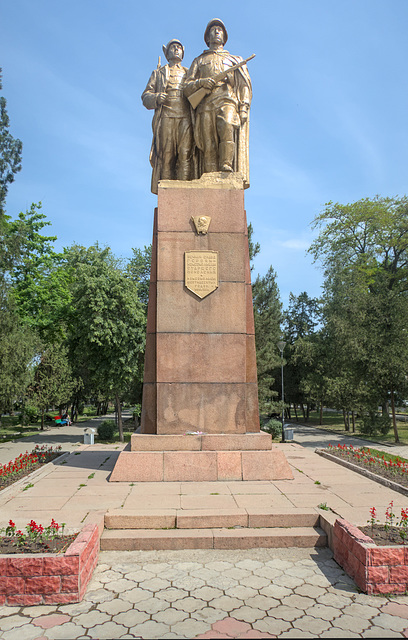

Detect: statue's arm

[183,58,210,97]
[141,70,161,110]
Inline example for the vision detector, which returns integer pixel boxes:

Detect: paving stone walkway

[1,547,408,638]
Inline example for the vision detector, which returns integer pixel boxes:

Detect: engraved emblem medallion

[191,215,211,235]
[184,250,219,299]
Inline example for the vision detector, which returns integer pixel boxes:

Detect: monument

[110,19,292,482]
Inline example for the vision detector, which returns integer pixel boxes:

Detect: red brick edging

[333,518,408,595]
[0,513,104,606]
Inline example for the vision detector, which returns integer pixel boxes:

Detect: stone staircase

[101,509,327,551]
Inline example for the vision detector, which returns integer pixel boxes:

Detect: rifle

[187,54,255,109]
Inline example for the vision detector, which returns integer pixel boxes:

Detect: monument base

[109,433,293,482]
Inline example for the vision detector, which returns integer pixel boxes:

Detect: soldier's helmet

[162,39,185,61]
[204,18,228,46]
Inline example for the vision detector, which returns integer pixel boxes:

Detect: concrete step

[104,509,320,530]
[101,526,327,551]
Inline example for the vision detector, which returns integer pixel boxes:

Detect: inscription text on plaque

[184,250,219,299]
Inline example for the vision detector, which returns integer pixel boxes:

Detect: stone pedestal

[110,173,293,481]
[142,172,258,434]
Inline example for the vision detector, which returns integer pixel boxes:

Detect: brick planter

[333,518,408,595]
[0,514,103,606]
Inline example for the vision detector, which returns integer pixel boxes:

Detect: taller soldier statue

[142,39,194,194]
[184,19,252,187]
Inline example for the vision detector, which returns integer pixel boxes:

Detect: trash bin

[283,424,294,441]
[84,428,96,444]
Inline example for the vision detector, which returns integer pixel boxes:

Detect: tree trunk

[306,403,310,422]
[115,393,124,442]
[382,401,389,417]
[320,402,323,425]
[301,404,306,420]
[351,411,356,433]
[293,404,298,421]
[41,409,45,431]
[342,409,349,430]
[390,386,399,443]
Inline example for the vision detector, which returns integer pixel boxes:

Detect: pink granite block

[177,509,248,529]
[217,451,242,480]
[242,450,293,480]
[164,451,217,481]
[26,576,61,595]
[131,434,202,451]
[61,576,79,593]
[33,614,71,629]
[202,433,271,450]
[109,451,164,482]
[43,592,80,604]
[43,556,79,575]
[7,557,43,577]
[7,594,42,606]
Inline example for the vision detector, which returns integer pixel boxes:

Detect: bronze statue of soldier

[184,19,252,187]
[142,39,194,194]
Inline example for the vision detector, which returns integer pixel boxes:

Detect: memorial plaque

[185,250,219,299]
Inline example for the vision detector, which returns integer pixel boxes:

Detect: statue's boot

[219,142,235,172]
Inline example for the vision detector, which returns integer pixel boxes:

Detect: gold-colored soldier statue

[142,39,194,194]
[184,19,253,188]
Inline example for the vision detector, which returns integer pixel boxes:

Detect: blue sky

[2,0,408,308]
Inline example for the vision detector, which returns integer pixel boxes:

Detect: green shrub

[97,420,116,441]
[21,406,39,425]
[358,412,391,437]
[83,405,97,416]
[261,418,281,439]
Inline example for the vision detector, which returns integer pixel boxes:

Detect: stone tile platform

[109,434,293,482]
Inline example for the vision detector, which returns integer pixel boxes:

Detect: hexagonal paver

[265,605,303,622]
[306,604,341,621]
[253,566,286,580]
[260,584,292,599]
[125,569,155,582]
[58,601,93,616]
[3,625,47,640]
[291,615,332,635]
[104,578,139,592]
[153,608,188,625]
[236,559,263,571]
[223,567,251,580]
[75,610,111,628]
[0,615,32,632]
[21,606,56,618]
[98,598,132,615]
[205,561,234,571]
[342,602,380,620]
[140,577,172,591]
[370,613,408,633]
[239,575,271,590]
[265,559,293,570]
[86,621,129,639]
[253,617,292,636]
[156,587,190,603]
[273,575,304,589]
[318,592,353,609]
[171,575,205,591]
[294,583,326,599]
[225,585,258,600]
[135,596,169,614]
[191,607,227,624]
[113,609,150,626]
[244,595,280,612]
[84,588,115,603]
[130,620,170,639]
[42,623,87,639]
[229,605,267,623]
[172,596,207,613]
[331,614,371,634]
[170,618,209,637]
[121,587,152,604]
[209,595,243,613]
[280,595,316,611]
[191,585,224,601]
[174,562,203,571]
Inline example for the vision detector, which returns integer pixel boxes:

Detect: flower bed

[0,446,63,490]
[326,444,408,486]
[0,513,104,606]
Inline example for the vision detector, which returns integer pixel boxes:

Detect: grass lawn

[296,410,408,445]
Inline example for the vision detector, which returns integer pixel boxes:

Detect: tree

[252,266,282,416]
[28,343,76,430]
[0,69,22,215]
[309,196,408,440]
[283,292,322,421]
[68,245,145,441]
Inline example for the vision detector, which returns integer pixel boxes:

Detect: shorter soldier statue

[142,39,194,194]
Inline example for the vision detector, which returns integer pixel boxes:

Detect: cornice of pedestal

[158,171,245,190]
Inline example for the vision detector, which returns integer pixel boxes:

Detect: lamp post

[277,340,286,442]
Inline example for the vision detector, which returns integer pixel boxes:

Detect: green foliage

[253,266,282,415]
[21,405,40,425]
[0,69,22,214]
[127,245,152,309]
[359,412,392,437]
[261,418,281,439]
[97,420,116,441]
